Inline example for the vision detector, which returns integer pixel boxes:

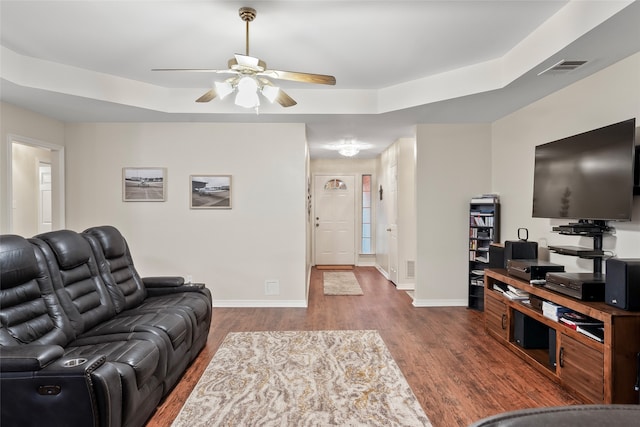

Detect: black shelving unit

[468,198,500,311]
[550,220,610,277]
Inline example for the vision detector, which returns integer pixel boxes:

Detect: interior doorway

[8,136,65,236]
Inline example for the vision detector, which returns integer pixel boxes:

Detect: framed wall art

[190,175,232,209]
[122,167,166,201]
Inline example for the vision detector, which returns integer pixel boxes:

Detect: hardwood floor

[146,267,580,427]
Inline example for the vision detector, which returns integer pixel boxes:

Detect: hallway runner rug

[323,271,364,295]
[171,330,431,426]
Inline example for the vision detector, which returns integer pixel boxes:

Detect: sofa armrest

[1,354,112,427]
[0,345,65,372]
[142,276,185,288]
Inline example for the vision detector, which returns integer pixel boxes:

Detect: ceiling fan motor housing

[239,7,256,22]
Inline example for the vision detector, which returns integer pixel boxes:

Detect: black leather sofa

[468,404,640,426]
[0,226,212,427]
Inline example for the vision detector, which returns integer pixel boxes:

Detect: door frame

[312,173,357,266]
[6,134,65,233]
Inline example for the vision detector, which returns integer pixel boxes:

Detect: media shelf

[484,268,640,404]
[468,198,499,311]
[551,221,611,275]
[548,245,604,258]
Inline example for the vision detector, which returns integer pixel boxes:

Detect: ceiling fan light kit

[152,6,336,110]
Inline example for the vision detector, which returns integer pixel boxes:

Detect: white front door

[314,175,356,266]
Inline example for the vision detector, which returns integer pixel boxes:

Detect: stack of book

[542,301,571,321]
[504,285,529,301]
[492,283,529,301]
[559,312,604,342]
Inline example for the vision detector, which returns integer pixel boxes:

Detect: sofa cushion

[84,226,146,312]
[0,235,73,347]
[0,235,40,284]
[32,232,117,335]
[67,338,161,387]
[36,230,90,270]
[83,311,190,350]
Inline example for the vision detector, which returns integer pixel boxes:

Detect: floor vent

[538,60,587,75]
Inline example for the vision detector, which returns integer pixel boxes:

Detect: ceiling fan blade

[275,89,297,108]
[152,68,237,75]
[261,70,336,85]
[196,88,217,103]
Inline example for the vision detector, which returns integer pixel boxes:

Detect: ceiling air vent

[538,60,587,76]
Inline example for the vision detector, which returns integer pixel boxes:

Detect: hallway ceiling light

[339,142,360,157]
[325,140,373,157]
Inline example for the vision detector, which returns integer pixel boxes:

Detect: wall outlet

[186,275,193,284]
[265,279,280,296]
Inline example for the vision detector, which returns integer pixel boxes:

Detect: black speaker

[513,311,549,349]
[605,258,640,311]
[504,240,538,267]
[489,244,505,268]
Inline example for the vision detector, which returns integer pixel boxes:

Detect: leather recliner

[0,227,212,427]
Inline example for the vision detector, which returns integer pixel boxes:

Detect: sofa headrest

[0,235,40,288]
[83,226,126,259]
[36,230,91,270]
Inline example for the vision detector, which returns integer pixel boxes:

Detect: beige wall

[376,138,417,289]
[63,122,308,307]
[493,51,640,270]
[414,124,492,306]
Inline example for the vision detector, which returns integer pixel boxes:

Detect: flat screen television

[532,118,636,221]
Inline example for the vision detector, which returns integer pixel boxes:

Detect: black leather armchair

[0,228,212,427]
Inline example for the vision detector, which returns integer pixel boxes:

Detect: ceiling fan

[152,7,336,108]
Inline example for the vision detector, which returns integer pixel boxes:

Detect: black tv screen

[532,118,636,221]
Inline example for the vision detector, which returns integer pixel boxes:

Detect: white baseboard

[375,265,390,280]
[412,298,467,308]
[213,300,308,308]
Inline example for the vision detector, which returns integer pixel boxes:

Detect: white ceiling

[1,1,639,158]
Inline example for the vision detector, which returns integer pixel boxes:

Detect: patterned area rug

[323,271,364,295]
[172,330,431,426]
